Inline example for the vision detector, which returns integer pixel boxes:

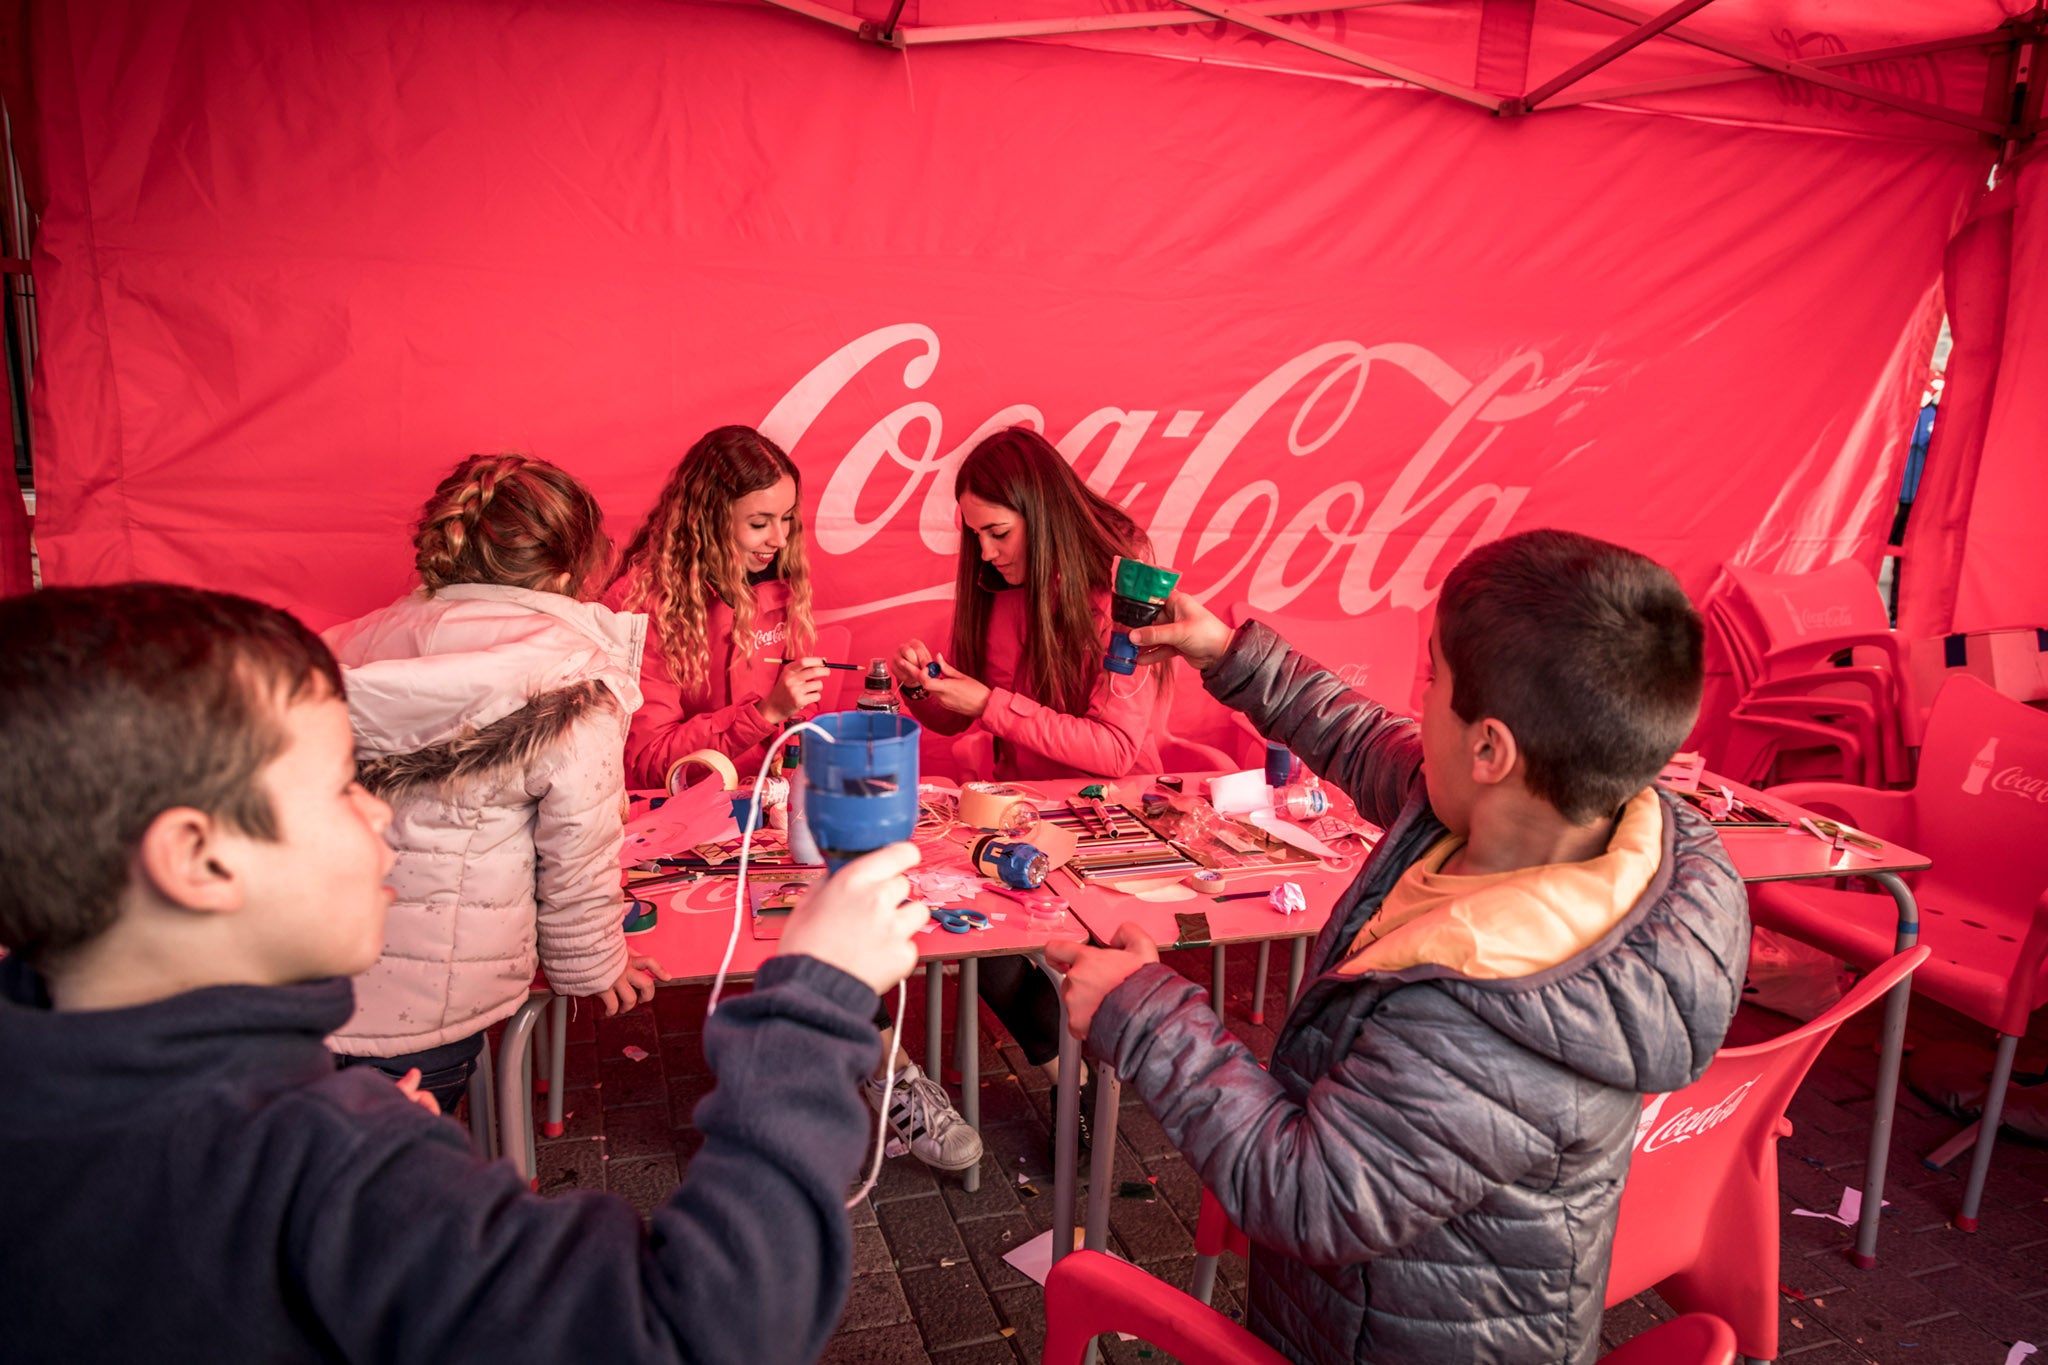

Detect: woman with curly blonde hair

[326,453,664,1112]
[605,426,831,788]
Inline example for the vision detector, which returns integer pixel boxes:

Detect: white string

[696,716,909,1213]
[706,718,832,1019]
[847,978,907,1210]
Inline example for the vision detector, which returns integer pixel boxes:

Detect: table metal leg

[1853,871,1920,1268]
[544,994,568,1137]
[925,961,944,1083]
[1085,1066,1121,1253]
[1211,943,1226,1015]
[1288,936,1308,1004]
[1040,955,1082,1274]
[498,996,546,1184]
[1251,942,1271,1024]
[960,956,981,1193]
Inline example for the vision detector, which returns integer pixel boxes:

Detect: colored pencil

[765,658,865,671]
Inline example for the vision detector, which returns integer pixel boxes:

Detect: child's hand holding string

[778,842,928,994]
[1128,591,1233,673]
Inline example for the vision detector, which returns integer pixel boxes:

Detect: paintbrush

[765,658,865,671]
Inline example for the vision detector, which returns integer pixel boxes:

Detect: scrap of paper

[2004,1344,2037,1365]
[999,1227,1088,1287]
[1790,1185,1887,1226]
[1247,810,1342,858]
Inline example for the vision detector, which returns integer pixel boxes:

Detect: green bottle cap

[1113,557,1181,603]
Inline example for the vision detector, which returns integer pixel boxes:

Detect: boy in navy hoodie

[0,583,926,1365]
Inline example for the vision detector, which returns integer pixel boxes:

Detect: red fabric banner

[25,0,1988,740]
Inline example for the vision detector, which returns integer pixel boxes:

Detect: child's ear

[1469,717,1521,788]
[133,807,244,915]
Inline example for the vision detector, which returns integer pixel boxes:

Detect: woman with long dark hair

[890,426,1167,780]
[890,428,1170,1138]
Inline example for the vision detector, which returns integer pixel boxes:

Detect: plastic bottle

[854,659,900,714]
[785,737,824,864]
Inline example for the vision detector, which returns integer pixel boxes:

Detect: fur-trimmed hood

[357,679,619,797]
[325,583,646,762]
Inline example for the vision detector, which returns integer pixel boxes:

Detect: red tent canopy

[9,0,2044,675]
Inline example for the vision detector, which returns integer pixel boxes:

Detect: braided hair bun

[412,453,611,597]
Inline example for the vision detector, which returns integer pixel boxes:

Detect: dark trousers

[336,1031,484,1116]
[872,953,1064,1068]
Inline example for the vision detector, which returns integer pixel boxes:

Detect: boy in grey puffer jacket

[1048,530,1750,1365]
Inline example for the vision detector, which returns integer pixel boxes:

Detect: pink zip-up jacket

[603,568,810,788]
[907,587,1165,781]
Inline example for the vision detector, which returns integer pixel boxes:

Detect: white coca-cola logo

[760,325,1587,621]
[1800,607,1853,632]
[1778,593,1855,639]
[1990,766,2048,805]
[1634,1078,1755,1155]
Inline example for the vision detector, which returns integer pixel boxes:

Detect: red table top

[619,768,1932,986]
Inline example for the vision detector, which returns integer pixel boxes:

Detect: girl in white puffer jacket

[325,454,664,1111]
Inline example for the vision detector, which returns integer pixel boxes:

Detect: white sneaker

[862,1061,984,1172]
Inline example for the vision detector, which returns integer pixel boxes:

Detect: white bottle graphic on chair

[1962,738,1998,795]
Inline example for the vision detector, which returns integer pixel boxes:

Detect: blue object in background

[802,710,922,873]
[1901,402,1935,504]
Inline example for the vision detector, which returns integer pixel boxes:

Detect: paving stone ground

[515,944,2048,1364]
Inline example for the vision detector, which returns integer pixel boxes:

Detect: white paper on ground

[2004,1343,2038,1365]
[1248,810,1343,859]
[1790,1185,1887,1226]
[1000,1227,1088,1287]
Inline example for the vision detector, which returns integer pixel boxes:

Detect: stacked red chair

[1707,560,1911,789]
[1750,673,2048,1232]
[1187,947,1927,1363]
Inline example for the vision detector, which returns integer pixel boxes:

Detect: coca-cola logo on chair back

[1921,673,2048,912]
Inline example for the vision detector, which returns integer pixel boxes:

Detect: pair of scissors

[929,906,992,934]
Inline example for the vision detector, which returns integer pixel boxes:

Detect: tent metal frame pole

[1542,28,2020,110]
[1170,0,1502,109]
[1554,0,2005,133]
[901,0,1398,47]
[755,0,867,34]
[1508,0,1721,114]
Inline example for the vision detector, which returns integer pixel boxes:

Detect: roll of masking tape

[958,781,1039,836]
[666,748,739,795]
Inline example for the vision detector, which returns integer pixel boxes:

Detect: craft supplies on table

[1035,801,1203,882]
[1664,783,1789,829]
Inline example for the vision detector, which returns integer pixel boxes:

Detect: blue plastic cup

[802,711,922,873]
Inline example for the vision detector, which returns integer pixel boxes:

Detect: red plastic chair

[1224,605,1421,765]
[1186,949,1927,1364]
[1600,1315,1738,1365]
[1606,947,1927,1360]
[1750,673,2048,1230]
[1052,1248,1737,1364]
[1718,561,1912,778]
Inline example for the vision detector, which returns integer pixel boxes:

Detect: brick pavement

[524,945,2048,1364]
